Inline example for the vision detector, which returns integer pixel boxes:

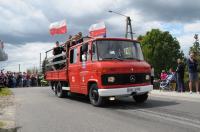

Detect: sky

[0,0,200,71]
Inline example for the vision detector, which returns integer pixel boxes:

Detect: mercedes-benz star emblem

[130,75,136,83]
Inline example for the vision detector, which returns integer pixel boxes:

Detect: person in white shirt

[151,66,154,85]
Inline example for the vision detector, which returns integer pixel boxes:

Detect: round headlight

[146,75,150,80]
[108,77,115,83]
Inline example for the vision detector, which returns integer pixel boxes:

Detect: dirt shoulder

[0,88,18,131]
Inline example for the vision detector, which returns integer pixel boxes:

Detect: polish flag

[89,22,106,38]
[49,20,67,36]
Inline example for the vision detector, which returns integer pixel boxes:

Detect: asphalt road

[12,87,200,132]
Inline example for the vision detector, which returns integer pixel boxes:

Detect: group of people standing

[175,52,199,94]
[187,52,199,94]
[52,32,83,70]
[0,71,42,88]
[152,52,199,94]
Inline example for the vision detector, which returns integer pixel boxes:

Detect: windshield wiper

[102,57,123,61]
[124,57,141,61]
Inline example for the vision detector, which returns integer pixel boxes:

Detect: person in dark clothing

[53,41,65,69]
[176,59,185,92]
[187,52,199,94]
[53,41,65,55]
[17,72,23,87]
[71,34,79,46]
[76,32,83,44]
[8,74,13,88]
[37,74,42,87]
[65,35,72,50]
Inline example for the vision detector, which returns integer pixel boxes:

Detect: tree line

[138,29,198,78]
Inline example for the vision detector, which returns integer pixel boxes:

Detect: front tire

[89,84,104,106]
[133,93,148,103]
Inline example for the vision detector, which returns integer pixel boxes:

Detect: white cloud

[27,0,128,20]
[105,15,125,37]
[106,8,163,37]
[177,34,194,56]
[139,21,163,34]
[0,0,200,70]
[50,0,128,18]
[176,21,200,56]
[184,21,200,33]
[1,42,52,72]
[0,0,50,36]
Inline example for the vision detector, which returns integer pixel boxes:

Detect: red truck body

[45,37,153,106]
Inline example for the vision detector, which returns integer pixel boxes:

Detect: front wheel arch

[87,81,98,95]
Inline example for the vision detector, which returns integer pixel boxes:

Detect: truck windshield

[96,40,144,61]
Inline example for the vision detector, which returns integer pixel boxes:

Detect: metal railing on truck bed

[43,36,91,73]
[43,45,67,73]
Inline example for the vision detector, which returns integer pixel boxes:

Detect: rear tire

[133,93,148,103]
[56,82,65,98]
[89,84,104,106]
[50,81,55,91]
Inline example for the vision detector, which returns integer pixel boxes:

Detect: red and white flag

[89,22,106,38]
[49,20,67,36]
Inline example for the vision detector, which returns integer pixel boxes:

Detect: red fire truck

[44,37,153,106]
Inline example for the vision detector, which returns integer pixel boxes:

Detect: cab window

[92,42,97,61]
[80,43,89,62]
[70,48,77,64]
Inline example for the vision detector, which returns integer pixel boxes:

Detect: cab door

[68,47,80,93]
[79,43,91,94]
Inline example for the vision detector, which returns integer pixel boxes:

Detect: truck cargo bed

[45,69,68,81]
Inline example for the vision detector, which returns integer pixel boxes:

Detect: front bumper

[98,85,153,97]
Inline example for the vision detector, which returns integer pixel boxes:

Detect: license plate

[127,87,140,93]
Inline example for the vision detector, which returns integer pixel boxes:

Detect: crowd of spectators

[152,52,199,94]
[0,70,43,88]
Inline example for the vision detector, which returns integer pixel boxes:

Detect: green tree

[189,34,200,71]
[138,29,184,77]
[189,34,200,56]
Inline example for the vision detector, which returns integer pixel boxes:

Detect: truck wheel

[56,82,65,98]
[133,93,148,103]
[50,81,55,91]
[54,82,58,95]
[89,84,104,106]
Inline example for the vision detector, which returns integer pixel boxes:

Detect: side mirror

[82,43,88,53]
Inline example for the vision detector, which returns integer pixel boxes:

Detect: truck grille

[101,73,150,86]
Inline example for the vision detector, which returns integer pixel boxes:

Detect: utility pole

[108,10,134,39]
[19,64,21,72]
[39,53,41,72]
[125,16,133,39]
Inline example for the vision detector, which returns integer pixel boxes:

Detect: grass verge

[0,88,12,96]
[0,121,5,128]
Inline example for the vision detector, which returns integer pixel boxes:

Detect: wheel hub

[91,89,99,101]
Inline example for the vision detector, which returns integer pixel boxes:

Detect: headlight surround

[145,75,150,80]
[108,76,115,83]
